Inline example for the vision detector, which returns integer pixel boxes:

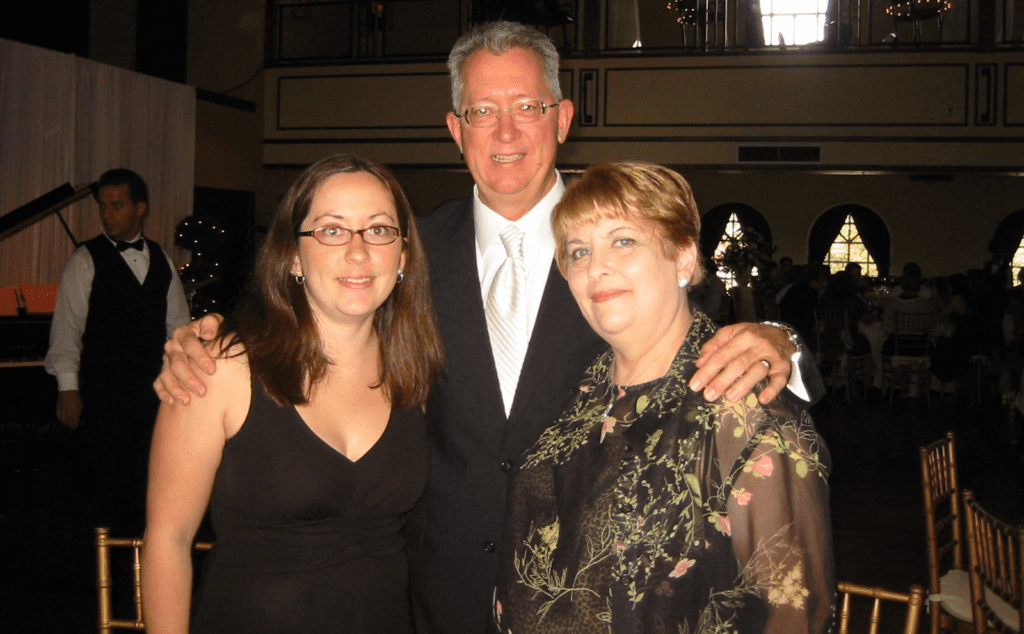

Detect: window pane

[774,0,817,14]
[826,215,879,279]
[715,213,744,289]
[760,0,827,46]
[1012,235,1024,286]
[793,14,820,44]
[849,243,868,261]
[778,15,796,43]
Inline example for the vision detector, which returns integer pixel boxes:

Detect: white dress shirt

[474,176,563,415]
[45,232,190,392]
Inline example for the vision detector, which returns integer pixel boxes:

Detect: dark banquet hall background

[2,0,1023,632]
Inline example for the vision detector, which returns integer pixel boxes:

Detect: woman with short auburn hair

[494,162,834,634]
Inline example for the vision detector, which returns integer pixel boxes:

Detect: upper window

[824,214,879,277]
[760,0,829,45]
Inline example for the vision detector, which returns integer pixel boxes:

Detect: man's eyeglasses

[296,225,401,246]
[455,99,560,128]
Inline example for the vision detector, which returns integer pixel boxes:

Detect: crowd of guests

[743,256,1021,396]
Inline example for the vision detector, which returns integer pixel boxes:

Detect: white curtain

[0,38,195,286]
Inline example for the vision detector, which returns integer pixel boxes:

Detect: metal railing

[265,0,1024,65]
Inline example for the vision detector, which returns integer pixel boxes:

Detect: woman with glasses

[142,154,443,634]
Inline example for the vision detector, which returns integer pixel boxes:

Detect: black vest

[79,235,171,414]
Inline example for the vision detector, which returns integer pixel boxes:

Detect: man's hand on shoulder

[154,313,224,406]
[689,322,797,404]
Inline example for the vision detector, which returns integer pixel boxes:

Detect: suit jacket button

[501,460,513,472]
[484,541,495,553]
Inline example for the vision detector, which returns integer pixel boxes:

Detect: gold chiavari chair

[882,310,934,404]
[920,432,971,634]
[95,527,213,633]
[963,490,1024,634]
[837,581,927,634]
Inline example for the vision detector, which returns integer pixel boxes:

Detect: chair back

[893,310,934,357]
[818,305,849,354]
[963,491,1024,634]
[920,432,965,633]
[837,581,926,634]
[95,527,213,633]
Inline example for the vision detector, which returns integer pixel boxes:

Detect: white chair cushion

[929,569,1020,632]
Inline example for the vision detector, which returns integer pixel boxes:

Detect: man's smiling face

[446,47,573,221]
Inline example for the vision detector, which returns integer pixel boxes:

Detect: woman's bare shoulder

[192,337,251,436]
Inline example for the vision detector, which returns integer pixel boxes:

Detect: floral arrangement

[716,227,775,278]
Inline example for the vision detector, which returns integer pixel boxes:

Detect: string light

[174,215,225,317]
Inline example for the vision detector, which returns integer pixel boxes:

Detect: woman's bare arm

[142,345,248,633]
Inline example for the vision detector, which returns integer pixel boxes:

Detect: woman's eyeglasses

[296,225,401,246]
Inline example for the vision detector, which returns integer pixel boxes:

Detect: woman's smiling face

[292,171,406,329]
[563,214,694,349]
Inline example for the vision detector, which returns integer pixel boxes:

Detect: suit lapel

[429,201,507,422]
[508,260,589,420]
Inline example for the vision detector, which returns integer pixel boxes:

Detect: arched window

[1012,241,1024,286]
[701,203,773,288]
[809,204,890,278]
[823,214,878,276]
[713,212,744,287]
[991,208,1024,286]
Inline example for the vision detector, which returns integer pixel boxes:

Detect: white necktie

[487,225,528,416]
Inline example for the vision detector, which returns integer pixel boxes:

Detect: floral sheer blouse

[493,311,835,634]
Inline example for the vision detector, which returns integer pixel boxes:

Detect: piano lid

[0,182,95,245]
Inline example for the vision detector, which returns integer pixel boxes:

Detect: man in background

[46,168,189,532]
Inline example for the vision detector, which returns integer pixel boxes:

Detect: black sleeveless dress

[190,379,429,633]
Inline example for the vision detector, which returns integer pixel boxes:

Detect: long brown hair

[221,154,443,408]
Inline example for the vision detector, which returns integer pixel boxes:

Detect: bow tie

[115,238,145,252]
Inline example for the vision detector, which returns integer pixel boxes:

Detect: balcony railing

[266,0,1024,65]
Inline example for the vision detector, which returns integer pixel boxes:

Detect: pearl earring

[678,277,689,288]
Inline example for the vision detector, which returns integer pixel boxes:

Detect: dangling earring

[293,274,305,285]
[678,277,689,288]
[396,269,405,283]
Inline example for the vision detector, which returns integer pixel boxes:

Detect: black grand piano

[1,182,93,362]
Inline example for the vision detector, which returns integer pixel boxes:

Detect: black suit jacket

[406,196,608,634]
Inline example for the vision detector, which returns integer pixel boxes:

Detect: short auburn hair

[552,162,704,285]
